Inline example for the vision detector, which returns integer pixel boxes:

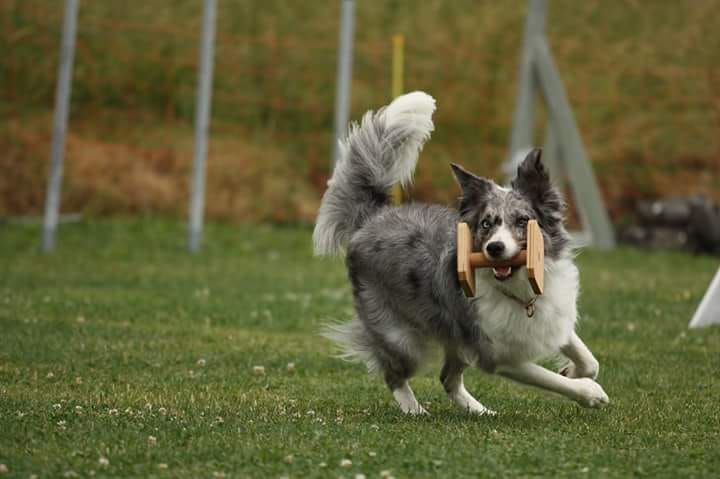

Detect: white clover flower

[286,362,296,372]
[368,451,376,457]
[157,463,168,470]
[196,358,206,367]
[158,407,167,415]
[340,459,352,468]
[46,372,55,379]
[283,455,294,464]
[148,435,157,446]
[380,470,393,478]
[52,403,62,411]
[0,464,8,474]
[74,406,83,415]
[253,366,265,376]
[98,457,109,467]
[318,462,327,468]
[108,408,119,416]
[355,474,366,479]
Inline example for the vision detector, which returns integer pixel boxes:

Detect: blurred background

[1,0,718,229]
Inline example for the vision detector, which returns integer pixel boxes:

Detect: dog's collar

[499,289,538,318]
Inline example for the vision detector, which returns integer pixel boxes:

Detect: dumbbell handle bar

[469,251,527,269]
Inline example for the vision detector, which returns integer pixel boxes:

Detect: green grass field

[1,219,719,478]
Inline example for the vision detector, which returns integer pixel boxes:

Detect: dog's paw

[560,360,599,380]
[573,378,609,409]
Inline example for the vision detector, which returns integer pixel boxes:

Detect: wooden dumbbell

[457,220,544,297]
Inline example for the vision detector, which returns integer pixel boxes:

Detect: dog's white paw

[573,378,609,408]
[560,360,599,380]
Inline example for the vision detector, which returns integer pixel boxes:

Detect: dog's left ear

[512,148,565,224]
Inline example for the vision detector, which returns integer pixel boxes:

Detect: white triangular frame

[689,268,720,329]
[505,0,615,249]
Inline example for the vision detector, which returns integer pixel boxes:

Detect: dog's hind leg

[383,363,427,415]
[440,349,495,415]
[559,332,600,380]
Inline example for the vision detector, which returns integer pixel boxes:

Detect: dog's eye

[517,217,529,228]
[481,219,492,229]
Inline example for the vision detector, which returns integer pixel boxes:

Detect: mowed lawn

[1,219,719,478]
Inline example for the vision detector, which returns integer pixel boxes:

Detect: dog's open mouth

[492,266,514,281]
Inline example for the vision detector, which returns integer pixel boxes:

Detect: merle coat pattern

[314,92,609,415]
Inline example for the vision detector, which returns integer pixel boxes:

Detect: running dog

[314,91,609,415]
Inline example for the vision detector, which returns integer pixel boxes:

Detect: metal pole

[331,0,355,167]
[42,0,79,252]
[391,33,404,204]
[533,37,615,249]
[505,0,546,176]
[188,0,217,252]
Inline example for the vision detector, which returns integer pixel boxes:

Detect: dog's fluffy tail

[313,91,436,256]
[321,318,380,373]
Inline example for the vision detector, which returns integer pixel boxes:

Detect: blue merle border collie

[313,92,608,415]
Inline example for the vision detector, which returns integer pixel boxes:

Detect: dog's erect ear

[451,163,492,194]
[512,148,548,196]
[450,163,493,218]
[511,148,565,224]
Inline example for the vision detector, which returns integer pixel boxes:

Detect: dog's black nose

[486,241,505,258]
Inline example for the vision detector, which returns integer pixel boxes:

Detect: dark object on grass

[688,197,720,254]
[622,196,720,255]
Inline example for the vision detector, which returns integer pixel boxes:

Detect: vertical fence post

[505,0,546,175]
[331,0,355,168]
[42,0,79,252]
[188,0,217,252]
[391,33,404,204]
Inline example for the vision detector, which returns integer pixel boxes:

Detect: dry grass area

[0,113,319,222]
[1,0,719,222]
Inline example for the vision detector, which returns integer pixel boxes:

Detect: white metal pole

[533,37,615,249]
[331,0,355,167]
[505,0,546,176]
[42,0,79,252]
[188,0,217,252]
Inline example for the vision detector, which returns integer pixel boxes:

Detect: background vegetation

[2,0,719,224]
[1,219,719,477]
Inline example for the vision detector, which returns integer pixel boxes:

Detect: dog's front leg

[496,362,609,408]
[559,332,600,379]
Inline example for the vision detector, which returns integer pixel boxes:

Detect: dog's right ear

[450,163,493,217]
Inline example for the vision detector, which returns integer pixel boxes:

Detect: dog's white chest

[473,259,579,365]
